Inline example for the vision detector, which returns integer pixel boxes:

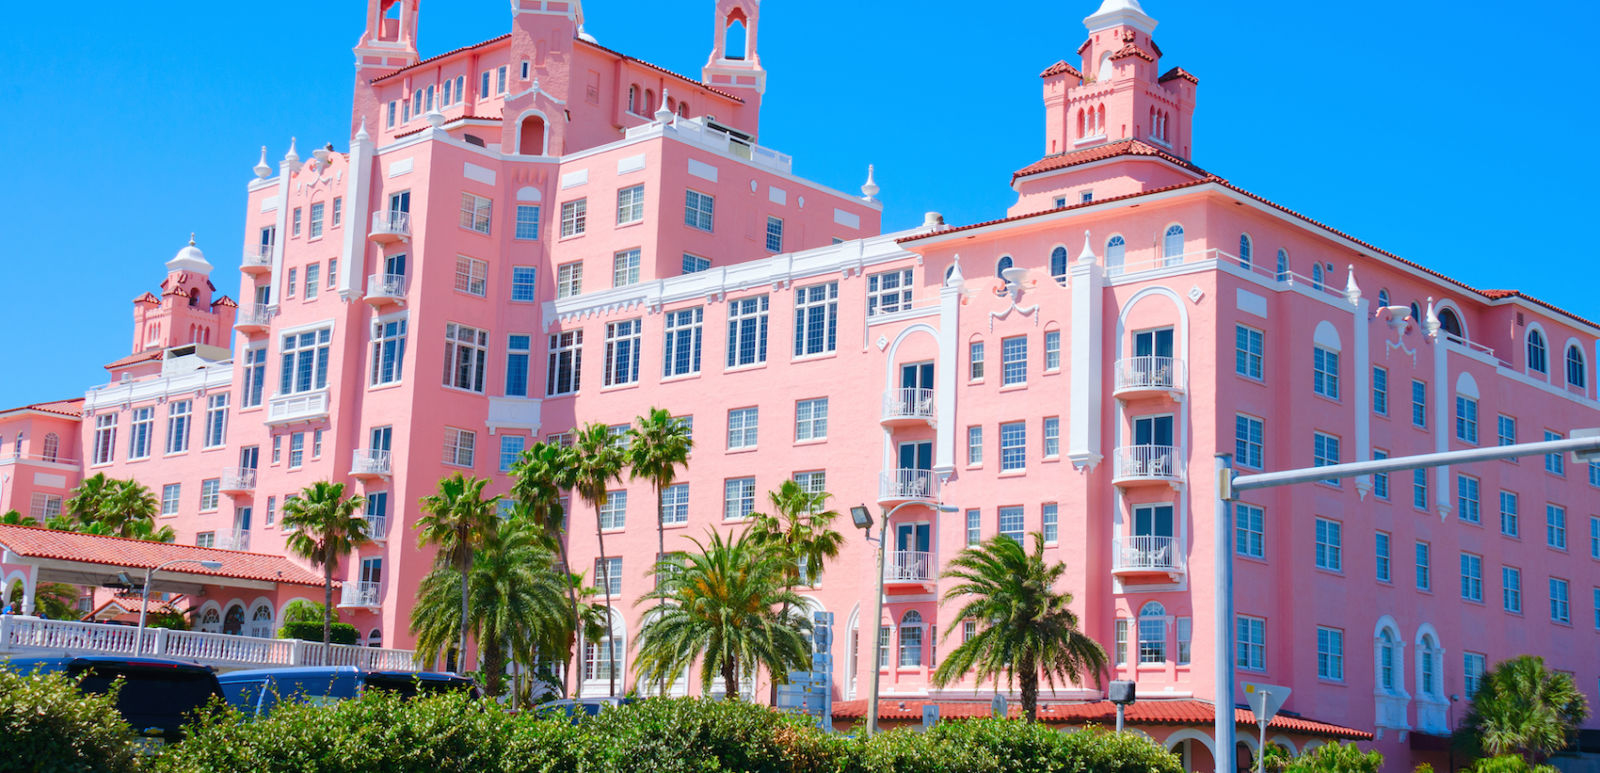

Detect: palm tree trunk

[722,656,739,701]
[554,536,582,699]
[655,480,667,697]
[457,551,471,673]
[482,634,505,697]
[595,499,616,697]
[1020,663,1039,723]
[322,562,334,664]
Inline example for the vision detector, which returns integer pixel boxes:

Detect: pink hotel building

[3,0,1599,768]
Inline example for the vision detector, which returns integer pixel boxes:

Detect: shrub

[277,620,359,644]
[559,698,846,773]
[1470,756,1558,773]
[0,667,143,773]
[1280,741,1384,773]
[281,599,335,625]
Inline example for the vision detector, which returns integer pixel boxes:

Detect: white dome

[576,24,597,44]
[1094,0,1145,12]
[166,234,213,274]
[1085,0,1156,33]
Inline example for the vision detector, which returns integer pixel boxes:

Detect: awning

[0,523,327,593]
[831,698,1373,741]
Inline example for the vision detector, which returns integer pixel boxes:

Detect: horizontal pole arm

[1229,433,1600,495]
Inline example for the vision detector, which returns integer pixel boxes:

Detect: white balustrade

[220,467,256,492]
[882,388,936,423]
[365,273,407,301]
[362,514,388,542]
[340,581,382,608]
[243,245,273,269]
[351,449,392,477]
[878,469,938,502]
[234,304,276,329]
[218,529,251,551]
[1114,535,1183,573]
[884,550,933,582]
[370,210,410,240]
[267,391,329,424]
[1113,356,1185,394]
[1112,445,1184,481]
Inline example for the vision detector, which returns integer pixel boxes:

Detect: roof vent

[923,211,945,229]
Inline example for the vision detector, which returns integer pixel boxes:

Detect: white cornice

[84,366,235,412]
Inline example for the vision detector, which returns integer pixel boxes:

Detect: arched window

[1566,344,1587,389]
[1418,633,1439,697]
[677,101,689,118]
[1050,246,1069,284]
[1377,629,1398,691]
[1438,308,1463,339]
[1097,104,1106,133]
[899,610,924,667]
[199,608,222,634]
[1311,263,1324,290]
[1137,602,1166,663]
[1410,301,1422,323]
[41,433,59,463]
[995,255,1013,279]
[1162,225,1184,265]
[1077,108,1085,139]
[223,604,246,636]
[1238,234,1252,270]
[724,10,748,60]
[1378,288,1390,308]
[518,115,546,156]
[1105,235,1126,275]
[644,89,656,115]
[1149,107,1156,138]
[1275,249,1289,282]
[1099,53,1114,84]
[1527,330,1548,374]
[944,264,958,282]
[666,96,677,113]
[249,604,274,638]
[627,85,640,114]
[368,628,383,648]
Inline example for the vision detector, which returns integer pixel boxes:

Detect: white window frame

[603,319,642,387]
[559,198,587,237]
[442,322,489,393]
[612,248,641,287]
[546,330,582,396]
[454,256,488,296]
[795,398,828,442]
[792,282,839,357]
[723,477,756,520]
[727,407,759,450]
[459,192,492,235]
[866,269,914,317]
[443,427,476,467]
[616,184,645,225]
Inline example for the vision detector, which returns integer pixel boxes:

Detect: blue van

[216,666,478,718]
[5,656,224,745]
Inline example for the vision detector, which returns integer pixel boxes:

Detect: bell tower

[351,0,422,136]
[701,0,766,138]
[128,236,236,357]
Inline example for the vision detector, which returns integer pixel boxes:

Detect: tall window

[443,427,476,467]
[1313,432,1341,484]
[1545,430,1565,475]
[1413,469,1429,510]
[726,295,769,367]
[1044,330,1061,371]
[1456,396,1479,443]
[442,323,489,392]
[1314,518,1342,571]
[1460,552,1483,602]
[1566,344,1587,388]
[793,282,838,357]
[1235,325,1263,380]
[1042,417,1060,458]
[514,204,541,240]
[764,216,784,252]
[556,262,583,298]
[684,190,714,231]
[727,407,759,449]
[1550,578,1570,623]
[1313,346,1339,398]
[723,478,756,520]
[999,421,1026,472]
[969,341,985,380]
[161,484,181,516]
[616,184,645,225]
[1502,566,1522,613]
[1415,541,1431,591]
[966,509,981,545]
[129,407,153,459]
[1161,224,1184,264]
[1114,620,1129,666]
[1372,367,1388,415]
[663,307,704,377]
[559,198,587,237]
[967,426,983,465]
[1464,652,1487,696]
[304,263,321,299]
[1546,504,1567,549]
[1138,602,1167,663]
[599,492,627,531]
[505,334,530,397]
[662,484,689,525]
[1236,616,1265,671]
[204,394,229,448]
[280,328,332,394]
[998,505,1024,543]
[1238,234,1252,269]
[612,249,641,287]
[288,432,305,467]
[454,256,488,296]
[511,267,537,302]
[242,347,267,407]
[1411,380,1428,428]
[1457,475,1481,523]
[1236,503,1264,559]
[1316,627,1345,681]
[1049,246,1069,283]
[1373,449,1390,499]
[1176,617,1192,665]
[459,192,492,234]
[371,318,407,386]
[1001,336,1027,385]
[898,611,923,667]
[1105,235,1126,273]
[92,414,116,465]
[309,202,325,238]
[165,400,192,454]
[1042,502,1058,543]
[1235,415,1264,469]
[1498,415,1517,447]
[1499,491,1520,538]
[1527,329,1548,374]
[866,269,914,317]
[546,330,583,395]
[795,398,828,441]
[603,319,642,386]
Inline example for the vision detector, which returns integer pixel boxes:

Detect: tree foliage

[0,667,143,773]
[281,481,369,657]
[1457,655,1589,764]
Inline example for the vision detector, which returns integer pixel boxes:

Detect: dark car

[216,666,478,718]
[6,655,225,745]
[534,696,636,722]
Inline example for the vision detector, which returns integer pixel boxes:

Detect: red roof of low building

[0,524,327,588]
[1011,138,1207,180]
[0,397,84,419]
[830,699,1371,740]
[370,34,512,84]
[103,349,163,371]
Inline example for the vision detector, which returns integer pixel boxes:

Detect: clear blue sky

[1,1,1594,409]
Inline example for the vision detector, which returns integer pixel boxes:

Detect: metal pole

[1116,703,1126,733]
[866,516,888,736]
[1231,434,1600,493]
[135,565,155,657]
[1257,718,1268,773]
[1214,455,1235,773]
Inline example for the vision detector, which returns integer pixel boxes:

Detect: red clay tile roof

[392,115,501,140]
[104,349,163,371]
[0,524,327,588]
[1109,44,1155,63]
[576,38,742,102]
[211,295,237,308]
[1041,60,1083,79]
[370,35,512,84]
[830,699,1371,740]
[1159,66,1198,85]
[1011,139,1207,180]
[133,292,159,304]
[0,398,84,419]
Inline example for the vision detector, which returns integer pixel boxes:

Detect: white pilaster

[339,121,375,301]
[268,155,293,310]
[1067,232,1104,469]
[1349,267,1372,498]
[933,260,962,473]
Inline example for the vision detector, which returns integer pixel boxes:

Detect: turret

[127,236,235,357]
[352,0,422,137]
[701,0,765,138]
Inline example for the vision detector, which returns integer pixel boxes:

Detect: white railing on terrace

[218,529,251,552]
[220,467,256,491]
[267,391,329,424]
[878,469,939,502]
[370,210,410,238]
[235,304,276,328]
[366,273,407,300]
[1110,248,1350,302]
[0,454,77,466]
[1441,333,1507,366]
[884,550,934,582]
[243,245,273,268]
[666,119,793,175]
[362,514,388,542]
[0,615,419,672]
[352,449,392,477]
[1113,356,1185,393]
[1112,445,1184,481]
[340,581,382,608]
[1114,535,1183,573]
[882,388,936,422]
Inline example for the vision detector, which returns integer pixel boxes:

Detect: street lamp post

[136,558,223,656]
[851,500,959,736]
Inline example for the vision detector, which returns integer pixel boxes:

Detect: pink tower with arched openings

[125,237,236,373]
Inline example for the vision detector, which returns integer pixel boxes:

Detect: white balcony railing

[220,467,256,492]
[0,615,419,672]
[878,469,939,503]
[242,245,273,270]
[1112,445,1184,482]
[340,581,382,608]
[234,303,276,329]
[267,391,329,425]
[1113,356,1185,394]
[882,388,936,423]
[362,514,388,543]
[1114,535,1183,573]
[885,550,934,583]
[370,210,410,240]
[351,449,392,477]
[365,273,407,302]
[218,529,251,552]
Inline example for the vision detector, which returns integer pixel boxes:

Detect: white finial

[654,88,674,123]
[1344,264,1362,305]
[1424,296,1441,339]
[861,164,879,202]
[946,254,965,286]
[284,136,300,165]
[426,103,445,128]
[1077,230,1098,265]
[355,117,370,143]
[532,77,541,95]
[253,146,272,179]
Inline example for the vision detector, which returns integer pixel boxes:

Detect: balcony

[364,273,407,307]
[234,304,275,335]
[351,449,392,479]
[242,245,273,274]
[369,210,410,243]
[362,514,388,543]
[217,529,251,552]
[884,550,934,587]
[266,391,329,425]
[1112,356,1186,400]
[878,468,939,506]
[1111,445,1185,487]
[339,581,382,609]
[881,388,936,427]
[219,467,256,495]
[1113,535,1184,582]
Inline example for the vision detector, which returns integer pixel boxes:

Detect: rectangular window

[292,207,302,237]
[161,484,181,516]
[1456,396,1479,443]
[1175,617,1192,665]
[1235,325,1264,380]
[1465,652,1487,696]
[969,342,985,380]
[481,71,490,97]
[1138,612,1165,664]
[1591,515,1600,560]
[1500,491,1520,537]
[662,306,703,378]
[1236,503,1264,559]
[204,393,229,449]
[1372,366,1388,415]
[304,263,321,300]
[199,479,220,512]
[1237,616,1266,671]
[1114,619,1129,666]
[1313,432,1341,484]
[661,483,690,526]
[616,184,645,225]
[510,266,538,303]
[443,427,476,467]
[1042,503,1059,543]
[442,322,489,392]
[998,505,1024,543]
[92,414,116,465]
[1550,578,1570,623]
[1044,329,1061,371]
[1043,417,1060,458]
[1547,504,1567,549]
[499,435,525,473]
[1498,414,1517,447]
[682,253,710,274]
[1316,627,1345,681]
[1373,449,1390,499]
[726,295,769,367]
[1545,430,1565,475]
[1502,566,1522,613]
[1416,541,1432,591]
[967,426,983,466]
[371,318,408,386]
[1455,474,1482,523]
[965,509,981,545]
[128,407,153,459]
[546,330,582,396]
[288,432,305,468]
[1460,552,1483,602]
[1235,415,1264,469]
[271,436,280,464]
[195,532,215,548]
[265,496,275,525]
[1000,421,1026,472]
[387,100,396,128]
[723,478,756,520]
[453,256,488,296]
[459,192,492,234]
[866,269,914,317]
[602,319,642,387]
[1315,518,1342,571]
[165,400,192,454]
[612,249,641,287]
[279,328,332,394]
[594,557,622,596]
[285,267,297,299]
[727,407,759,450]
[514,205,540,240]
[764,215,784,252]
[1413,469,1429,510]
[795,398,828,441]
[792,282,839,357]
[555,261,584,299]
[1001,336,1028,385]
[684,190,714,231]
[599,491,626,531]
[312,428,323,458]
[1313,346,1339,398]
[1411,379,1428,428]
[559,199,587,237]
[242,347,267,408]
[878,626,890,669]
[1375,531,1392,582]
[309,201,325,239]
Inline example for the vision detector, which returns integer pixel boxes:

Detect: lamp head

[199,561,223,570]
[849,505,873,531]
[934,504,960,513]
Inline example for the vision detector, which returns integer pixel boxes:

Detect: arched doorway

[519,115,546,156]
[222,604,246,636]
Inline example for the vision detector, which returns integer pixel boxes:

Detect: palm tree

[634,528,811,701]
[625,407,694,575]
[416,473,499,671]
[748,479,843,703]
[99,479,161,538]
[560,422,625,696]
[509,441,582,695]
[281,481,369,659]
[65,472,115,524]
[1457,655,1590,764]
[931,532,1107,722]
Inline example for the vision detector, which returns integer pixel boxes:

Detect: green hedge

[277,621,359,645]
[0,666,144,773]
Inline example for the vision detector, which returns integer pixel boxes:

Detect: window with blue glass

[499,435,525,472]
[505,334,530,397]
[514,204,540,240]
[511,266,537,302]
